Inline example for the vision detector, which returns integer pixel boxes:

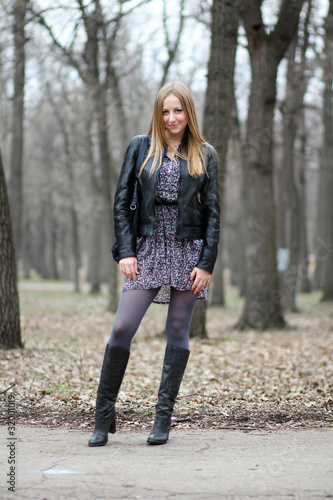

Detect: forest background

[0,0,332,430]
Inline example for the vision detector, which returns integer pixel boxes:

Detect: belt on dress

[154,199,178,206]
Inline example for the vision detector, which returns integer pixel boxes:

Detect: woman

[88,82,220,447]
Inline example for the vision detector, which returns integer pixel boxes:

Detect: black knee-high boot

[88,345,130,447]
[147,345,190,445]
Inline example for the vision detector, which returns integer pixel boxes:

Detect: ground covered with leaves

[1,281,333,433]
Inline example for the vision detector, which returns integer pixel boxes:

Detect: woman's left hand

[190,267,212,294]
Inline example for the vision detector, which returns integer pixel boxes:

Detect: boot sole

[88,438,108,447]
[147,438,168,445]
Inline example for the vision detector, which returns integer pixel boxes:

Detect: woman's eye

[162,110,169,115]
[176,109,183,113]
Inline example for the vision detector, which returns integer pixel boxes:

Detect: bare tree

[190,0,239,338]
[225,93,247,297]
[0,150,22,349]
[319,0,333,301]
[159,0,185,88]
[278,0,312,311]
[298,111,312,293]
[203,0,239,306]
[9,0,29,262]
[46,82,81,292]
[236,0,304,330]
[32,0,151,310]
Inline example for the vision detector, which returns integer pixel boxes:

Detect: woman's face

[162,94,188,141]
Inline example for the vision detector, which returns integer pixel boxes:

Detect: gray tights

[108,287,198,351]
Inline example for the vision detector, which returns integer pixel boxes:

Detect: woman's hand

[190,267,212,294]
[119,257,138,281]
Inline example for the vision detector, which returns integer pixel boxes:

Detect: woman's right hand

[119,257,138,281]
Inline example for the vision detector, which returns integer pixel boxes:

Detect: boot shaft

[98,344,130,401]
[147,345,190,445]
[157,345,190,404]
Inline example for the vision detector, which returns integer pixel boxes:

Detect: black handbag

[112,136,149,263]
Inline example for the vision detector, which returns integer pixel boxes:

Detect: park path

[1,426,332,499]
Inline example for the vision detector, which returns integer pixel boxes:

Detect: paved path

[1,426,332,499]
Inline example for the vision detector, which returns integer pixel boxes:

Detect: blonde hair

[140,82,207,177]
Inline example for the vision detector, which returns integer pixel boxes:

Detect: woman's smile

[163,94,188,141]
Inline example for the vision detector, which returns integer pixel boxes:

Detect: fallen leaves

[0,283,332,432]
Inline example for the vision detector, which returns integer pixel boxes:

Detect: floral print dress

[122,153,208,303]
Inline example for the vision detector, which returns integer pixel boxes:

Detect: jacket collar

[143,143,188,180]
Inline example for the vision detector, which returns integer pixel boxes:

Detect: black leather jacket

[113,135,220,274]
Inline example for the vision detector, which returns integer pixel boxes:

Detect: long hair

[140,82,207,177]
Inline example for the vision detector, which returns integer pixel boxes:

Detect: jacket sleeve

[113,135,143,260]
[196,145,220,274]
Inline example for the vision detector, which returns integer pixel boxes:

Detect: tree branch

[76,0,89,32]
[31,8,86,82]
[160,0,185,87]
[0,383,16,395]
[162,0,171,54]
[105,0,153,27]
[239,0,266,57]
[269,0,305,62]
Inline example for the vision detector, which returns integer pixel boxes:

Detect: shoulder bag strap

[130,136,149,211]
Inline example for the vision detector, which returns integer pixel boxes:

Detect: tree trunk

[22,215,32,279]
[280,37,302,312]
[88,214,102,294]
[320,0,333,301]
[47,85,81,292]
[84,118,103,294]
[0,151,22,349]
[236,0,304,329]
[276,156,287,251]
[40,194,58,280]
[189,300,207,339]
[190,0,239,338]
[60,224,71,281]
[109,64,130,150]
[94,85,118,311]
[227,94,246,296]
[35,206,46,277]
[298,110,312,293]
[71,205,80,292]
[203,0,239,306]
[9,0,28,262]
[279,2,312,311]
[210,256,223,305]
